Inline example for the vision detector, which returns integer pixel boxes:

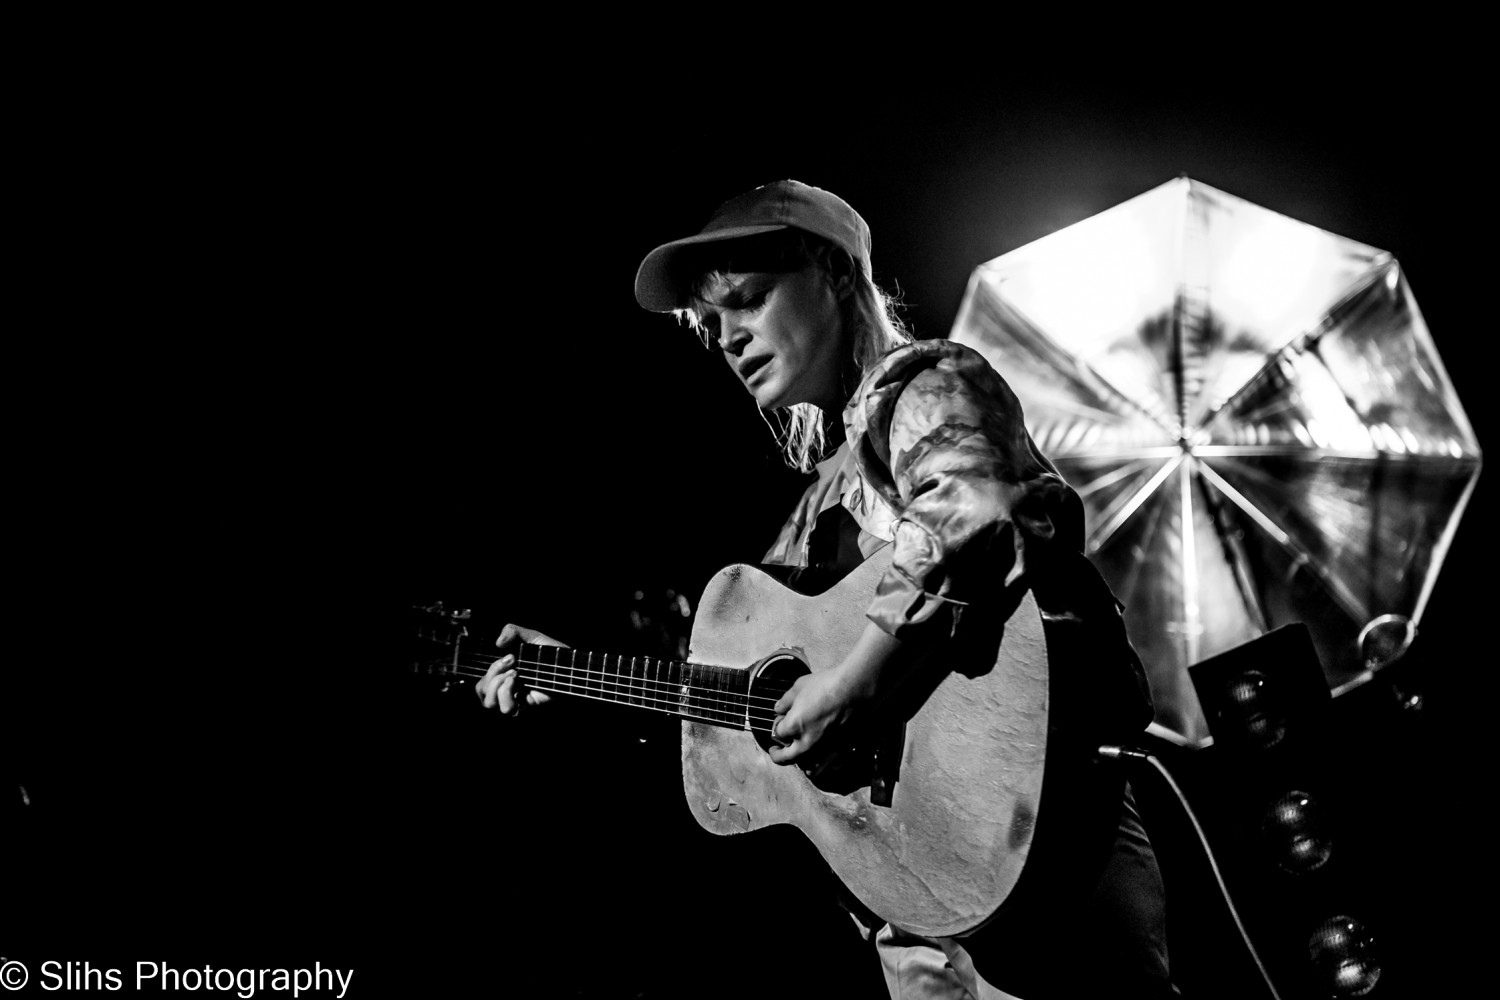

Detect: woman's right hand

[476,623,567,716]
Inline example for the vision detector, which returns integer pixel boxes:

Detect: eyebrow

[700,274,770,311]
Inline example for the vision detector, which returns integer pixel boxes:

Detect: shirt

[763,338,1152,738]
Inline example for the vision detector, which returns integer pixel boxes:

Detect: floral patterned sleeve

[847,339,1086,642]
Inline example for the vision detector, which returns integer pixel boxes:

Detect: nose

[715,315,752,355]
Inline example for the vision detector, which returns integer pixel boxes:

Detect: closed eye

[693,277,773,349]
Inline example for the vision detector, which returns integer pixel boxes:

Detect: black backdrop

[7,62,1490,999]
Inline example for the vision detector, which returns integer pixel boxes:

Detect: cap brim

[633,223,791,312]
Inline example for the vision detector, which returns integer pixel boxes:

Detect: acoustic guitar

[415,548,1050,939]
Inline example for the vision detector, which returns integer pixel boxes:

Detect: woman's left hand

[767,664,873,765]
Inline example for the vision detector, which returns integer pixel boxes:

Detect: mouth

[738,354,772,383]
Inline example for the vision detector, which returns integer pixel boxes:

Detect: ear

[824,249,858,301]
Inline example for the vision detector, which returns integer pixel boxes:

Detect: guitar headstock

[410,600,475,691]
[406,585,694,698]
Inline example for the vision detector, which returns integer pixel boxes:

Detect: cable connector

[1096,744,1151,761]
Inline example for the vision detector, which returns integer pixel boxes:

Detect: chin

[748,380,789,410]
[757,390,801,411]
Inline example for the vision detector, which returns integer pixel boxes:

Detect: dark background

[6,56,1490,999]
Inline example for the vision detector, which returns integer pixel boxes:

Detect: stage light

[1308,915,1381,997]
[1261,790,1332,874]
[1189,623,1330,755]
[1223,668,1287,750]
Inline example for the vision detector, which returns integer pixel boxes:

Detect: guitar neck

[513,643,773,734]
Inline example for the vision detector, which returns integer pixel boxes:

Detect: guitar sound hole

[748,652,809,755]
[748,653,878,796]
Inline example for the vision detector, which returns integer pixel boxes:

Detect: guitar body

[681,549,1049,938]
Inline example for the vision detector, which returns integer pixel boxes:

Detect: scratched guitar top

[681,549,1049,938]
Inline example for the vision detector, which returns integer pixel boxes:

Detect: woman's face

[694,263,847,411]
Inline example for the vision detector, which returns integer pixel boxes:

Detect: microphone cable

[1098,744,1284,1000]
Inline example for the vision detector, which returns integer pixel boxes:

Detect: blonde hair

[674,232,912,473]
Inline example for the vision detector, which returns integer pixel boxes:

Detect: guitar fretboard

[516,643,781,733]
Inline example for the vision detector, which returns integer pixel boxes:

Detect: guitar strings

[441,650,794,709]
[503,661,789,710]
[512,666,780,725]
[437,668,785,726]
[506,678,781,735]
[444,668,783,735]
[434,657,788,721]
[440,660,785,725]
[459,648,795,704]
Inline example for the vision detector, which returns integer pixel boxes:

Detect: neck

[513,643,782,733]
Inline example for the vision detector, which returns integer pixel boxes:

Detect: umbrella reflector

[950,176,1482,746]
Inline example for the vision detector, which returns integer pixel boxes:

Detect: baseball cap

[634,179,872,312]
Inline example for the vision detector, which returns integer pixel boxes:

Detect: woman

[478,180,1177,999]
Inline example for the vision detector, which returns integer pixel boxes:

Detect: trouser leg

[874,784,1176,1000]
